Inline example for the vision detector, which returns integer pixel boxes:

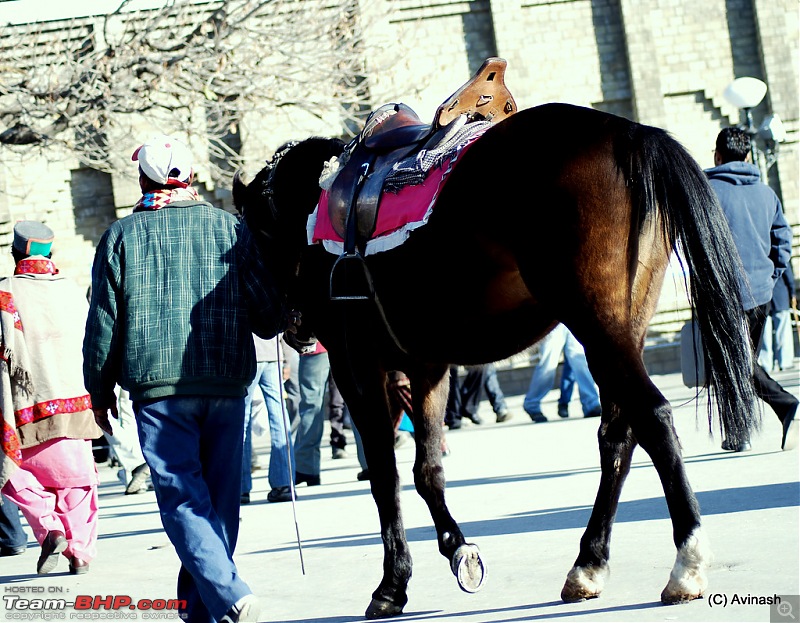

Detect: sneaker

[125,463,151,495]
[267,486,292,503]
[332,447,348,459]
[220,594,261,623]
[394,431,413,448]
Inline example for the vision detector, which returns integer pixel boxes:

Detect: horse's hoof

[365,598,404,620]
[451,543,486,593]
[561,563,609,602]
[661,527,711,605]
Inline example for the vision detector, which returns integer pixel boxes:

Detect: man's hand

[93,403,119,436]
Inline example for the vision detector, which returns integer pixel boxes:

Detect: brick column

[618,0,667,127]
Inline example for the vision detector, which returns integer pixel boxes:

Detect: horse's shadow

[250,480,798,554]
[265,598,666,623]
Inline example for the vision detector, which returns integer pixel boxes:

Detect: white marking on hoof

[561,563,609,602]
[661,527,712,604]
[451,543,486,593]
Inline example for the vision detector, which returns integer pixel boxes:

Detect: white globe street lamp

[722,77,785,174]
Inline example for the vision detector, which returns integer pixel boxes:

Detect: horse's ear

[232,170,248,217]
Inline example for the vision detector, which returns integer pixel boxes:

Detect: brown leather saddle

[326,57,517,302]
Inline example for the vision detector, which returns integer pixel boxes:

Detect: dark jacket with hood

[705,161,792,310]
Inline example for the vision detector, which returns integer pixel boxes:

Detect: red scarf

[14,258,58,276]
[134,187,200,212]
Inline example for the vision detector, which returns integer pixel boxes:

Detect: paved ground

[1,368,798,623]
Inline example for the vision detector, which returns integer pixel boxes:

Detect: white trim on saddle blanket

[307,130,486,256]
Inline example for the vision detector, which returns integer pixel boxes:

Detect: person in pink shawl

[0,221,101,575]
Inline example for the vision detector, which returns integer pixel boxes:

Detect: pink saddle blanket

[309,132,484,256]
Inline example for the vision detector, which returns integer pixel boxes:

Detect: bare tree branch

[0,0,415,186]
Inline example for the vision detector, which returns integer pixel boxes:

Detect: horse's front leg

[409,367,487,594]
[337,366,412,620]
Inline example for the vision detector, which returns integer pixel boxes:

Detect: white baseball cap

[131,135,193,187]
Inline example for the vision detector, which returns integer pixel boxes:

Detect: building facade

[0,0,796,339]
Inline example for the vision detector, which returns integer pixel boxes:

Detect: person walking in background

[105,387,151,495]
[327,374,349,459]
[557,359,576,418]
[706,126,798,452]
[293,343,329,486]
[282,337,300,430]
[84,135,286,623]
[523,324,601,422]
[0,221,102,576]
[445,364,511,429]
[758,263,796,372]
[0,493,27,557]
[241,334,293,505]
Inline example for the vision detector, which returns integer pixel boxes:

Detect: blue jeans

[0,493,27,550]
[558,359,576,407]
[135,396,252,623]
[293,352,330,476]
[243,361,294,492]
[524,324,601,416]
[758,309,795,371]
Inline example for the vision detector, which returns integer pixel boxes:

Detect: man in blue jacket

[84,135,286,623]
[706,126,797,452]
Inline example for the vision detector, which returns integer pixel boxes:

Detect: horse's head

[233,137,345,292]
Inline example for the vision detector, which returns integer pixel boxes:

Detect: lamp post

[722,77,786,179]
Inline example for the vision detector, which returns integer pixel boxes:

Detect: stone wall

[0,0,796,305]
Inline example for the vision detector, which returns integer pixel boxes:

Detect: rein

[265,141,409,365]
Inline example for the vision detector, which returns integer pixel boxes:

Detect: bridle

[260,140,299,216]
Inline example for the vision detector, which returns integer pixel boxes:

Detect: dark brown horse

[233,103,756,619]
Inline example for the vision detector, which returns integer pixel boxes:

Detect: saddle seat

[325,57,517,300]
[362,104,432,151]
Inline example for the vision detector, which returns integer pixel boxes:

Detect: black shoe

[782,403,798,451]
[445,419,462,430]
[466,413,483,425]
[332,447,348,459]
[356,469,370,481]
[37,530,67,575]
[240,492,251,504]
[295,472,321,486]
[721,438,752,452]
[584,407,602,418]
[267,486,292,503]
[125,463,151,495]
[527,411,547,423]
[0,545,26,557]
[557,404,569,418]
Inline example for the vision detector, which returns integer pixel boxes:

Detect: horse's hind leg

[409,366,487,594]
[561,401,635,601]
[562,352,711,604]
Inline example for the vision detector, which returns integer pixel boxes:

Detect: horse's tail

[621,124,757,443]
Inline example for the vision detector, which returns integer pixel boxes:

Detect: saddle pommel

[434,57,517,130]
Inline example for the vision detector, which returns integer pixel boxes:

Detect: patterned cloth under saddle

[315,57,517,257]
